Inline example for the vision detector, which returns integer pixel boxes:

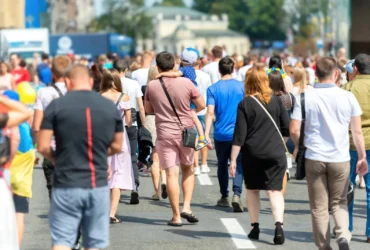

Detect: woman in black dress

[230,67,290,245]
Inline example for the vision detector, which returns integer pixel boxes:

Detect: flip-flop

[167,219,182,227]
[110,217,121,224]
[161,184,168,199]
[152,194,160,201]
[180,212,199,223]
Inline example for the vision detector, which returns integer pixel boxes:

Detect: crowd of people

[0,44,369,250]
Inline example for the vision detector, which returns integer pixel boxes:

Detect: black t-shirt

[41,90,123,188]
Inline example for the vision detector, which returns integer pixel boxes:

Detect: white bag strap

[250,96,289,153]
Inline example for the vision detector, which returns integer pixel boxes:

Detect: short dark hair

[315,57,337,79]
[219,56,234,76]
[19,59,27,68]
[354,53,370,74]
[41,53,49,61]
[156,51,175,72]
[268,55,283,69]
[268,70,286,94]
[212,46,223,59]
[113,59,129,73]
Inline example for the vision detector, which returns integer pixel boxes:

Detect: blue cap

[345,59,355,74]
[181,48,200,64]
[3,90,20,101]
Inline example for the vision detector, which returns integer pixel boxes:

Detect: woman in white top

[291,67,313,96]
[0,61,16,93]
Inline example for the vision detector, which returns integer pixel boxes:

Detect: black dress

[233,95,290,190]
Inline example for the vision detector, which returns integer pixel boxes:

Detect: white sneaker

[194,167,201,176]
[201,165,210,173]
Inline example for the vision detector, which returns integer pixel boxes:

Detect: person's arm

[144,83,154,115]
[9,126,20,162]
[137,97,146,127]
[156,71,183,79]
[204,87,215,145]
[0,96,32,128]
[107,132,123,156]
[37,130,55,164]
[289,95,302,146]
[192,96,205,113]
[351,116,368,176]
[32,110,43,145]
[278,97,290,140]
[10,76,16,91]
[125,108,132,127]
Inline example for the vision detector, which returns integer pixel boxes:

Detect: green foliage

[193,0,287,41]
[89,0,153,40]
[161,0,185,6]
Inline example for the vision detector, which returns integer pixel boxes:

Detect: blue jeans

[349,150,370,237]
[214,140,243,197]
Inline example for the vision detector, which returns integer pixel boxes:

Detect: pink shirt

[145,77,200,140]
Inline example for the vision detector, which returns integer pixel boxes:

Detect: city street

[23,150,368,250]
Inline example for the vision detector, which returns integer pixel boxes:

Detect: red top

[11,68,30,84]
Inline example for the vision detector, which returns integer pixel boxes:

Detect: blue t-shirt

[207,79,244,141]
[37,63,52,85]
[18,122,33,153]
[180,66,197,86]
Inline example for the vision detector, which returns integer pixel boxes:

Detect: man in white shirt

[202,46,237,84]
[237,54,257,82]
[194,59,212,175]
[115,59,146,205]
[290,57,368,250]
[131,51,153,88]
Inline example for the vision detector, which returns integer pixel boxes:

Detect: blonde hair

[147,65,159,83]
[293,67,307,94]
[245,67,272,104]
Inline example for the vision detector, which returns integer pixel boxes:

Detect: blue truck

[49,33,135,60]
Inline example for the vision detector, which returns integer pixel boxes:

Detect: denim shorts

[49,186,110,249]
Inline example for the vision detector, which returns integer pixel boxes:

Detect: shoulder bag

[250,96,293,170]
[159,78,197,149]
[51,84,63,97]
[295,92,306,180]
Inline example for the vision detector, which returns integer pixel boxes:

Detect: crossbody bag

[295,93,306,180]
[251,96,293,170]
[159,78,197,149]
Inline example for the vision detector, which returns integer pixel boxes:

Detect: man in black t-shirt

[38,65,123,250]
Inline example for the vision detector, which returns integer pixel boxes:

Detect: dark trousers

[214,140,243,198]
[126,126,139,189]
[42,158,54,200]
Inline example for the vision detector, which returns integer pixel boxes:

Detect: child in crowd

[157,48,209,151]
[4,90,35,246]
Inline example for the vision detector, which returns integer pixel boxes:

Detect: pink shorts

[156,138,194,169]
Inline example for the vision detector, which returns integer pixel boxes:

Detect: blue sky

[95,0,193,16]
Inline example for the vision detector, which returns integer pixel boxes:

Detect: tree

[161,0,185,6]
[89,0,153,40]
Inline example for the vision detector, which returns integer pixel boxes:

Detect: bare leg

[15,213,24,246]
[181,164,195,213]
[266,190,285,223]
[281,173,288,196]
[166,166,181,223]
[246,190,260,223]
[151,149,160,196]
[53,246,71,250]
[201,147,208,166]
[110,188,120,218]
[194,151,199,168]
[161,169,167,185]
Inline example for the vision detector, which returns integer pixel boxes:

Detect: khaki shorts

[156,138,194,169]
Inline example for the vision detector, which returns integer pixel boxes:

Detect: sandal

[180,212,199,223]
[152,194,160,201]
[167,219,182,227]
[110,217,121,224]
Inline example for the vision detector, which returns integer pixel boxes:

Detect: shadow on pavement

[116,215,168,225]
[164,229,238,240]
[261,228,313,243]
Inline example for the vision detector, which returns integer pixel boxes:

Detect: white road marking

[197,173,213,185]
[221,218,256,249]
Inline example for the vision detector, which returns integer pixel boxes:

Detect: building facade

[0,0,25,29]
[138,7,250,55]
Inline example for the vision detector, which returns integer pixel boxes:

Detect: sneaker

[338,238,350,250]
[200,165,210,173]
[194,167,201,176]
[231,195,243,212]
[195,139,209,151]
[72,243,81,250]
[217,196,230,207]
[130,191,139,205]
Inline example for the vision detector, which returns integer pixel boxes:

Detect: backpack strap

[115,93,124,107]
[51,84,63,97]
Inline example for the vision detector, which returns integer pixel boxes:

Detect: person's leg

[126,126,139,189]
[194,149,200,175]
[266,190,285,223]
[13,194,29,246]
[15,213,24,245]
[181,164,195,213]
[201,147,208,166]
[327,161,351,242]
[166,166,181,223]
[246,189,260,223]
[305,159,332,250]
[214,140,231,199]
[348,151,358,232]
[151,148,161,197]
[42,158,54,200]
[281,173,288,196]
[365,151,370,239]
[109,188,121,221]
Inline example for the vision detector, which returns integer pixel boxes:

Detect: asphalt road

[23,149,368,250]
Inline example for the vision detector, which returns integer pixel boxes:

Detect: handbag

[250,96,293,170]
[159,78,197,149]
[295,93,306,180]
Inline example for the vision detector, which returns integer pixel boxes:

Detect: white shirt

[121,77,143,127]
[131,68,150,87]
[305,67,316,86]
[195,70,212,116]
[202,61,238,84]
[237,65,252,82]
[291,85,313,96]
[34,82,67,110]
[291,84,362,162]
